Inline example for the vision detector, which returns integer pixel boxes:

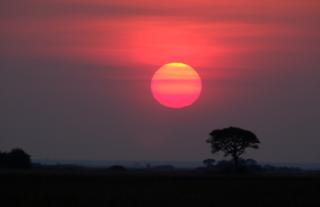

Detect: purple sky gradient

[0,0,319,163]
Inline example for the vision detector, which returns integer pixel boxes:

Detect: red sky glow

[0,0,320,163]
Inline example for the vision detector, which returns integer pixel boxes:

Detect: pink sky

[0,0,320,163]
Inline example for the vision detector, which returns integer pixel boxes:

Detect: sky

[1,0,320,163]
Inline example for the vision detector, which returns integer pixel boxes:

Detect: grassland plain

[1,170,320,207]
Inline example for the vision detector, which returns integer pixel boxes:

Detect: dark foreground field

[1,170,320,207]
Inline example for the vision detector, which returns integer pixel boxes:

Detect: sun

[151,63,202,109]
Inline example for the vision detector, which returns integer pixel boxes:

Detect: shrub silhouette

[213,159,262,173]
[108,165,127,171]
[0,148,31,169]
[206,126,260,170]
[203,158,215,168]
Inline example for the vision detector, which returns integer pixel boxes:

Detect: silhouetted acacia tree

[0,148,31,169]
[206,127,260,170]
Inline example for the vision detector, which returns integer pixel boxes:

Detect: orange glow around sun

[151,63,202,109]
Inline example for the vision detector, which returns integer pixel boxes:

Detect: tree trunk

[233,155,239,171]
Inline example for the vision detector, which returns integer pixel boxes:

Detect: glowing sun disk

[151,63,202,109]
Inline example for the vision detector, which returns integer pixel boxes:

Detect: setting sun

[151,63,202,109]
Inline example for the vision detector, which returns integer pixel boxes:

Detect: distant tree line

[202,158,301,173]
[0,148,31,169]
[202,158,262,172]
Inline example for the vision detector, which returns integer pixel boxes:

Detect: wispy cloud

[1,0,319,67]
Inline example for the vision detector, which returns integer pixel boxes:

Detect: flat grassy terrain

[1,170,319,207]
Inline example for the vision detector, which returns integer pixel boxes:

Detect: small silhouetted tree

[206,127,260,170]
[8,148,31,169]
[0,148,31,169]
